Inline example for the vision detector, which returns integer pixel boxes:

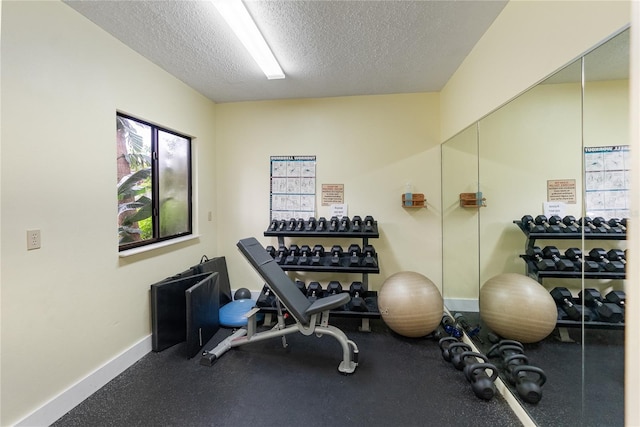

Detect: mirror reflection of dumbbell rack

[263,216,381,331]
[513,218,626,333]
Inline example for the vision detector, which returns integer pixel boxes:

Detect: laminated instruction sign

[270,155,316,221]
[547,179,576,204]
[584,145,630,219]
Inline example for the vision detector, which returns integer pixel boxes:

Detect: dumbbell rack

[513,220,625,331]
[262,218,381,331]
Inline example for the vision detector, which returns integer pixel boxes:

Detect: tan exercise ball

[378,271,443,338]
[480,273,557,343]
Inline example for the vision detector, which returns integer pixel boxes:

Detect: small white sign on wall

[543,202,566,219]
[330,204,348,218]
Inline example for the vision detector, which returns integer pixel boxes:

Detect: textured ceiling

[64,0,508,103]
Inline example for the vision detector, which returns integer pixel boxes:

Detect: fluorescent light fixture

[212,0,285,79]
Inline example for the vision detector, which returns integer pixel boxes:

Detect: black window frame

[117,112,193,252]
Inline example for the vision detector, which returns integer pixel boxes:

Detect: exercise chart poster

[270,155,316,221]
[584,145,630,219]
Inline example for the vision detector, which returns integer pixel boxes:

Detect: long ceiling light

[212,0,285,80]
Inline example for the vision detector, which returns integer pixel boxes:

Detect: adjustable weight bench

[200,237,359,374]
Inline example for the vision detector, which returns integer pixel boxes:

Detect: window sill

[118,234,200,257]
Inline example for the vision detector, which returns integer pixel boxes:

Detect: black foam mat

[150,272,213,352]
[185,273,220,359]
[193,256,232,306]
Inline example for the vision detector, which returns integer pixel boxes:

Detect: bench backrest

[236,237,313,325]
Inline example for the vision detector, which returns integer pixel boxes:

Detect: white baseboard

[15,335,152,427]
[444,298,479,313]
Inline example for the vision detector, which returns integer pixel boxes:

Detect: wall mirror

[441,27,629,426]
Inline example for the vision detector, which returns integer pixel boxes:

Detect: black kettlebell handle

[460,350,489,365]
[487,339,522,357]
[512,365,547,387]
[498,344,525,359]
[454,350,486,371]
[438,336,459,362]
[448,342,472,368]
[467,362,499,382]
[504,353,529,367]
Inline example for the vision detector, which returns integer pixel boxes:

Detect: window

[117,113,192,251]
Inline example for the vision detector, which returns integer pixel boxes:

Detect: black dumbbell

[347,244,362,266]
[565,248,600,272]
[605,290,625,308]
[256,285,276,307]
[588,248,625,272]
[348,282,368,312]
[550,287,581,321]
[274,245,288,264]
[608,218,627,232]
[265,245,276,258]
[607,249,626,266]
[534,215,561,233]
[362,245,377,267]
[579,288,624,323]
[329,216,339,232]
[563,215,588,233]
[339,216,351,232]
[293,218,304,231]
[326,281,343,295]
[306,282,323,301]
[521,215,545,233]
[364,215,375,232]
[549,215,576,233]
[298,245,311,265]
[316,217,327,231]
[285,218,297,231]
[329,245,343,266]
[305,217,316,231]
[268,219,279,231]
[525,247,555,271]
[542,246,575,270]
[580,217,607,233]
[310,244,325,265]
[284,244,299,264]
[441,314,462,338]
[351,215,362,232]
[593,216,622,233]
[454,313,483,343]
[327,281,346,310]
[295,280,307,295]
[277,219,286,231]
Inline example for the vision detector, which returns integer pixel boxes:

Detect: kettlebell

[448,342,472,368]
[465,362,499,401]
[460,351,489,377]
[438,337,459,362]
[512,365,547,404]
[503,353,530,384]
[487,339,523,358]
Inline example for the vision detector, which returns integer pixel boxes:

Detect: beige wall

[1,2,217,425]
[440,0,630,141]
[215,94,442,294]
[441,125,479,302]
